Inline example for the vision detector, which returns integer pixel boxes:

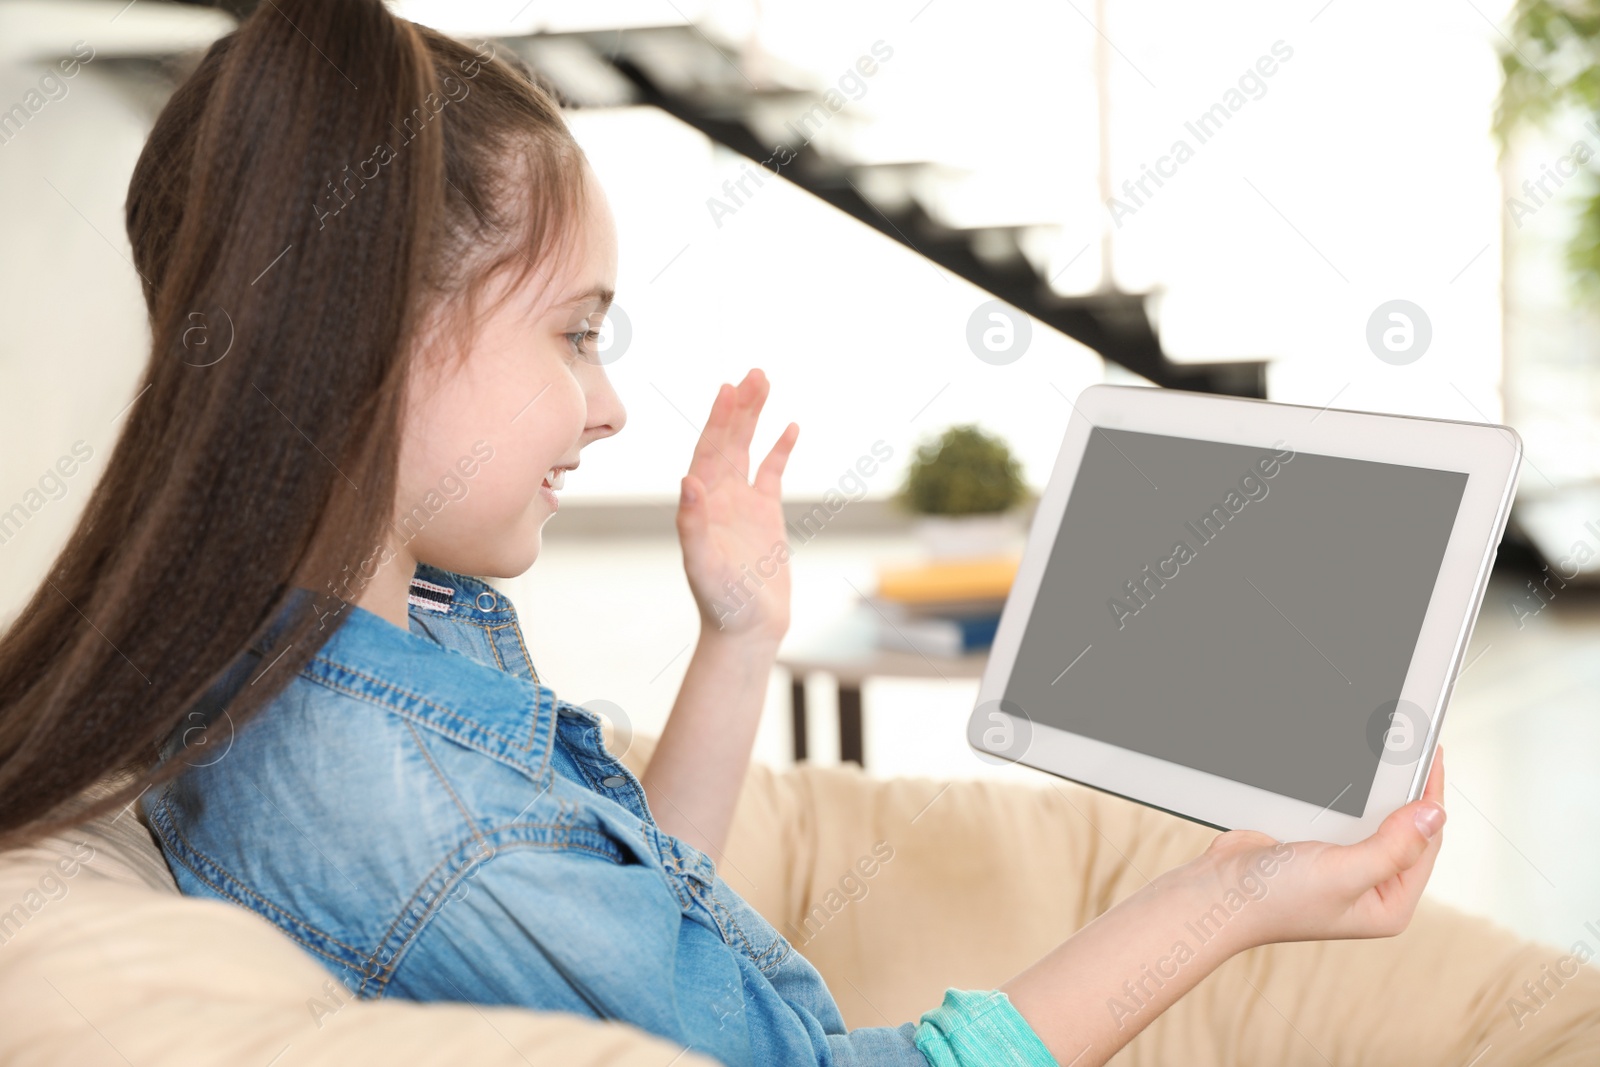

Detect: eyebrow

[556,285,614,313]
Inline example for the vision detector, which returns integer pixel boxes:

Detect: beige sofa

[2,730,1595,1065]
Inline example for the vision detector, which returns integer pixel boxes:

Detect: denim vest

[141,562,934,1066]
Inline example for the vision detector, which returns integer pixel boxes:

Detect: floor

[501,528,1600,955]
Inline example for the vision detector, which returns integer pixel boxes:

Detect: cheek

[395,403,464,501]
[518,374,587,461]
[482,376,586,500]
[396,360,586,552]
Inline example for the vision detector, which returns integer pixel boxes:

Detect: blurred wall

[0,51,154,626]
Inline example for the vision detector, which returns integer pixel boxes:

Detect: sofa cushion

[33,773,176,893]
[0,765,718,1066]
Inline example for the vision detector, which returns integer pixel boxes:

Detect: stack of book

[866,555,1019,658]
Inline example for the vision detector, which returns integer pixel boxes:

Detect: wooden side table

[777,607,989,767]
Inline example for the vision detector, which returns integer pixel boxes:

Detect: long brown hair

[0,0,588,848]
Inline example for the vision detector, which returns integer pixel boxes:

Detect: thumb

[1342,797,1445,890]
[677,475,705,531]
[676,476,717,581]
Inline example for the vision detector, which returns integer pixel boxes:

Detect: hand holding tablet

[999,742,1450,1060]
[1194,743,1447,950]
[969,385,1520,845]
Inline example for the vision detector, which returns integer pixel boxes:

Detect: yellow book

[875,555,1020,604]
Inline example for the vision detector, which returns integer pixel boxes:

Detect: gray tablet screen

[1002,428,1469,817]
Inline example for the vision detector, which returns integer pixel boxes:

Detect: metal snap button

[600,775,626,788]
[475,590,497,612]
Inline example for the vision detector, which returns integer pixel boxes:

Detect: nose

[584,369,626,442]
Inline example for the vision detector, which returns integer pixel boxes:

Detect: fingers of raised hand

[690,383,736,484]
[728,369,770,465]
[755,422,799,497]
[692,370,770,484]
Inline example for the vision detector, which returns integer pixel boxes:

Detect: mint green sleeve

[913,988,1060,1066]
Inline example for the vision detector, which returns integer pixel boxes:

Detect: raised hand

[675,368,799,642]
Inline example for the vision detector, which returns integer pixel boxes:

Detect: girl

[0,3,1448,1065]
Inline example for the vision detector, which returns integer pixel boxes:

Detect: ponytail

[0,0,586,847]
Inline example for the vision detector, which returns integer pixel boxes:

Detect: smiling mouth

[541,464,575,494]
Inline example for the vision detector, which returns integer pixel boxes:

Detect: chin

[475,510,550,580]
[499,536,544,579]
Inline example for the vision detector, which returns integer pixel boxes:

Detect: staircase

[510,22,1269,398]
[134,4,1269,396]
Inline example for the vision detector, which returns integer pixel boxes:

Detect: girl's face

[394,161,624,579]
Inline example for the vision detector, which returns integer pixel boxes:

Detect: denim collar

[280,563,563,786]
[404,560,522,627]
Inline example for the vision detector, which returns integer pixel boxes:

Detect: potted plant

[896,424,1029,558]
[1498,0,1600,294]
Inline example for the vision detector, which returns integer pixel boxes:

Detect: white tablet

[968,384,1522,845]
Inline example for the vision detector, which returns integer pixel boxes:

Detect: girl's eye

[566,328,602,360]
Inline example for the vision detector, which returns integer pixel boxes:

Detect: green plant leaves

[898,424,1026,516]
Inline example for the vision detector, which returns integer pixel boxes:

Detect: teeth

[545,468,566,490]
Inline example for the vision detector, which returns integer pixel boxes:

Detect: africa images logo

[1106,441,1295,630]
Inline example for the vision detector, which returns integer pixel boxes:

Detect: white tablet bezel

[968,384,1522,845]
